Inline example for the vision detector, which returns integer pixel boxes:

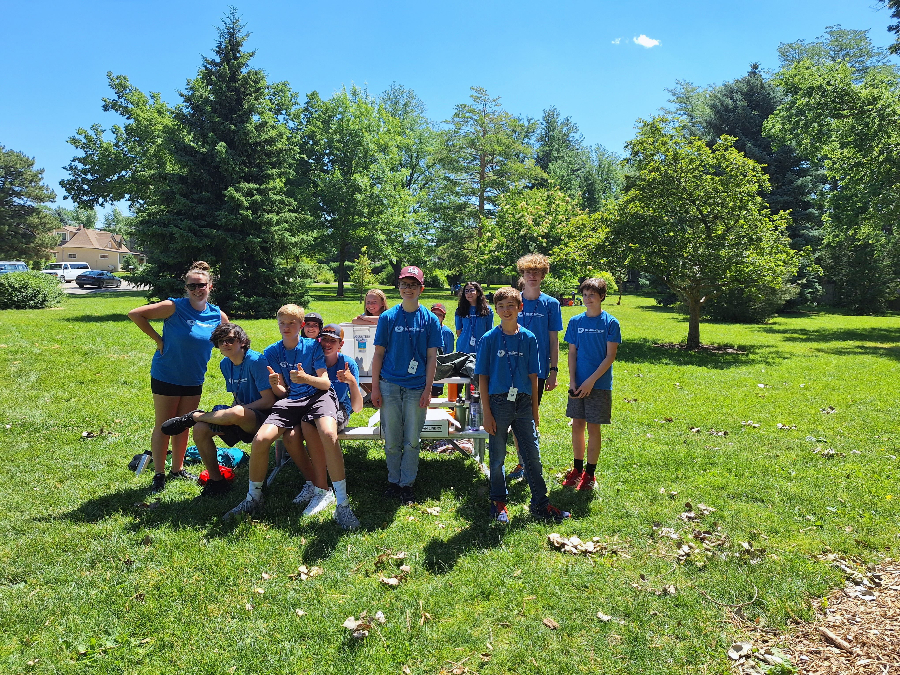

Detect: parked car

[76,270,123,288]
[0,261,29,275]
[42,262,91,282]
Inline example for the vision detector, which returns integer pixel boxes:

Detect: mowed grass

[0,286,897,674]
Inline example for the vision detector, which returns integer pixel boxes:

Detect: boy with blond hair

[506,253,563,481]
[563,278,621,491]
[476,286,570,524]
[224,305,359,529]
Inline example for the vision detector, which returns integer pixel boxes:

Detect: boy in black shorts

[161,323,275,497]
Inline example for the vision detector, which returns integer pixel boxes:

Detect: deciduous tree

[613,117,798,348]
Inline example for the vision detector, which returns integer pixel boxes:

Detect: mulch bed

[730,560,900,674]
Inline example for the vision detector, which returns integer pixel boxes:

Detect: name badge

[507,386,518,401]
[408,359,419,374]
[469,336,476,346]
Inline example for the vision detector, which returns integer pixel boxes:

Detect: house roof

[60,227,134,254]
[54,225,80,234]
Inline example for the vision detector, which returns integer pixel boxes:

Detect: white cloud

[611,37,621,45]
[633,34,660,48]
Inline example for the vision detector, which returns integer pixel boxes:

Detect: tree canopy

[0,146,57,263]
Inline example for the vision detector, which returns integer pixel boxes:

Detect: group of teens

[128,254,621,527]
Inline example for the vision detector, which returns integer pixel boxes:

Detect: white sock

[248,481,263,501]
[333,479,348,505]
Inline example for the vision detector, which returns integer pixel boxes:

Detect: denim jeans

[487,393,549,510]
[379,378,428,487]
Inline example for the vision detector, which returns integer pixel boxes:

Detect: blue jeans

[379,379,427,487]
[487,393,549,510]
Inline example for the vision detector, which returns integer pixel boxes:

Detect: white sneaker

[334,502,361,530]
[292,482,316,505]
[222,494,263,521]
[302,488,335,517]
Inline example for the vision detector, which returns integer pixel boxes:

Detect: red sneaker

[576,472,596,491]
[562,468,583,488]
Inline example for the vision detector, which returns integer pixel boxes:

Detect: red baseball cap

[399,266,424,284]
[430,303,447,317]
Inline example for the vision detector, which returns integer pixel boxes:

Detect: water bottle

[468,391,482,431]
[455,393,468,430]
[135,451,151,476]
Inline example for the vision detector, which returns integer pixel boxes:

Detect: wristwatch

[549,366,559,372]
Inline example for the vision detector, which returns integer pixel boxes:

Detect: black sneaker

[161,410,203,436]
[199,477,232,498]
[150,472,166,494]
[531,503,571,523]
[399,485,416,505]
[168,469,198,482]
[383,482,401,499]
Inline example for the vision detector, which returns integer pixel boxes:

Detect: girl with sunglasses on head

[128,261,228,494]
[455,281,494,354]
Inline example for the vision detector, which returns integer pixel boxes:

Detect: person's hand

[336,363,356,384]
[574,383,592,398]
[290,364,306,384]
[155,336,164,353]
[370,386,383,408]
[482,411,497,435]
[545,370,558,391]
[267,366,283,388]
[419,388,432,408]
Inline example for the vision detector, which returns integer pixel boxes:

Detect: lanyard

[501,329,521,385]
[399,306,423,363]
[520,298,536,330]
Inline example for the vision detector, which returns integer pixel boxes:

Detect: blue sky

[2,0,897,210]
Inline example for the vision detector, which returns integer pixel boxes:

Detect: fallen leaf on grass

[727,642,753,660]
[289,565,323,581]
[295,609,306,617]
[542,617,559,630]
[425,507,441,515]
[261,572,271,580]
[380,576,401,587]
[623,397,637,403]
[597,611,612,622]
[245,603,253,612]
[689,426,701,433]
[741,420,760,428]
[708,429,728,437]
[402,667,411,675]
[254,588,264,595]
[821,405,836,414]
[375,610,386,624]
[777,423,797,430]
[81,428,106,438]
[141,535,152,546]
[400,565,411,573]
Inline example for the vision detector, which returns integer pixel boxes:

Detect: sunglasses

[464,287,477,294]
[216,336,237,346]
[186,283,208,291]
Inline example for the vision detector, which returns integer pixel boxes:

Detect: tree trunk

[392,260,402,286]
[686,298,702,349]
[337,243,347,297]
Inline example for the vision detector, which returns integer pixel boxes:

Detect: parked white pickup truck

[41,262,92,282]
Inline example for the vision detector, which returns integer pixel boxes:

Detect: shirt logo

[578,327,603,334]
[186,319,217,327]
[497,349,505,357]
[395,325,405,332]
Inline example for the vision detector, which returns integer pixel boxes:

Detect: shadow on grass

[68,312,135,323]
[762,326,900,361]
[613,337,779,369]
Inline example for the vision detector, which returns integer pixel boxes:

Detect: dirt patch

[730,560,900,674]
[653,342,747,355]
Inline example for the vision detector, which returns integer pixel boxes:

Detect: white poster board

[339,323,376,377]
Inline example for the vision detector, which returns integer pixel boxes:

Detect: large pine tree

[135,10,309,316]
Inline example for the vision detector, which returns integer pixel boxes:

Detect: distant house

[54,225,80,246]
[53,227,145,271]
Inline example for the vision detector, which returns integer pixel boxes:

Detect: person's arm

[574,342,619,398]
[370,345,386,408]
[266,366,288,398]
[479,373,496,434]
[568,343,578,396]
[127,300,176,352]
[338,363,364,413]
[529,373,540,427]
[352,315,379,325]
[419,346,438,407]
[245,388,276,411]
[220,309,229,324]
[546,330,560,391]
[290,365,331,391]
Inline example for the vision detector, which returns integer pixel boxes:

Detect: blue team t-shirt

[455,307,494,353]
[438,324,455,354]
[564,311,622,390]
[327,353,360,413]
[374,304,442,389]
[263,338,326,400]
[150,297,222,386]
[220,349,271,406]
[518,292,563,379]
[474,326,539,396]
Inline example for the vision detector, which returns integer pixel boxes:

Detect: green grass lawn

[0,288,897,674]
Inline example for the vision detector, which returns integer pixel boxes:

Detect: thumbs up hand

[290,363,306,384]
[267,366,283,388]
[336,362,356,384]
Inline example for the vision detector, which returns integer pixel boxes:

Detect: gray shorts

[264,389,339,429]
[566,388,612,425]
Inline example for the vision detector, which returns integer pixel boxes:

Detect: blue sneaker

[490,500,510,524]
[507,463,525,481]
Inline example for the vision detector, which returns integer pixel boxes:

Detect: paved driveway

[63,279,139,295]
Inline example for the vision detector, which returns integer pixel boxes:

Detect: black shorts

[264,389,339,429]
[536,378,546,405]
[151,377,202,397]
[210,406,270,447]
